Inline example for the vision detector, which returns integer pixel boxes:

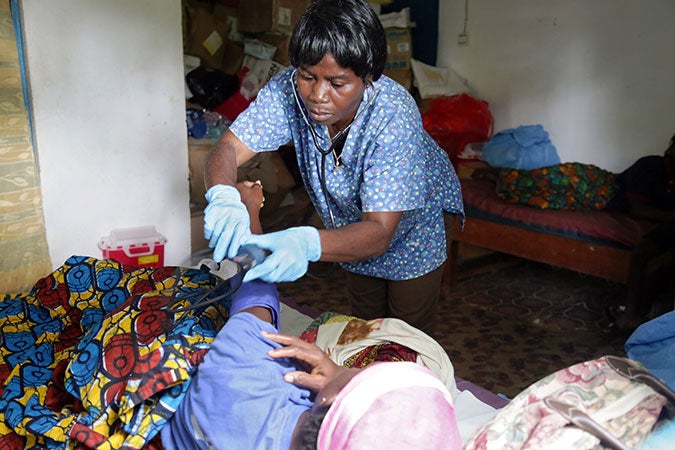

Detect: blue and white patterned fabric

[230,67,464,280]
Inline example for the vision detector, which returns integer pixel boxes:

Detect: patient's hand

[237,180,264,210]
[264,331,360,406]
[236,180,264,234]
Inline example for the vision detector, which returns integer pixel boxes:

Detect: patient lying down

[160,280,462,450]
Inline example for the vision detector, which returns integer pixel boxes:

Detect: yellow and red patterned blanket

[0,256,229,449]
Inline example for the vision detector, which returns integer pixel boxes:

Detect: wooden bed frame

[447,217,632,285]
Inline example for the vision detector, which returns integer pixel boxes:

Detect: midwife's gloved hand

[243,226,321,283]
[204,184,251,262]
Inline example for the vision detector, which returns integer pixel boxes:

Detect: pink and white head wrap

[317,362,462,450]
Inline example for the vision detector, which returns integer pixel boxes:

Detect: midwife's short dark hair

[289,0,387,81]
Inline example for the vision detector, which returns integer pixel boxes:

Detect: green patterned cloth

[495,162,618,210]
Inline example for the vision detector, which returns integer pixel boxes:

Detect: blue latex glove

[242,226,321,283]
[204,184,251,262]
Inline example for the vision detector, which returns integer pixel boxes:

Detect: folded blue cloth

[482,124,560,170]
[625,311,675,390]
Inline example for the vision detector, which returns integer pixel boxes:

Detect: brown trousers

[344,214,456,337]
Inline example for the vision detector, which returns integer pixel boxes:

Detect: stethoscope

[289,68,378,230]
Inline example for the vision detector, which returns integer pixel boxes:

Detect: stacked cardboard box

[381,7,414,90]
[183,0,415,88]
[238,0,311,35]
[383,27,413,90]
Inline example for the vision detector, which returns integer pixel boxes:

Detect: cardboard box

[188,138,216,206]
[222,41,245,75]
[190,206,211,254]
[384,67,412,90]
[238,0,310,35]
[257,32,292,66]
[384,27,412,71]
[187,7,230,70]
[274,0,311,35]
[213,4,244,42]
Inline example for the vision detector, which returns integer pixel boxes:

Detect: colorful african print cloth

[495,162,618,210]
[0,256,232,449]
[300,312,457,395]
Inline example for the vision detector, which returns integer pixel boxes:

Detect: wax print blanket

[300,312,457,395]
[0,256,230,449]
[495,162,617,210]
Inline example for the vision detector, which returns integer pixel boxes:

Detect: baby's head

[301,362,462,450]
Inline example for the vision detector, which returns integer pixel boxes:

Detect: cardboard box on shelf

[188,138,216,206]
[238,0,310,35]
[274,0,311,35]
[384,27,412,72]
[190,206,211,254]
[384,67,411,90]
[187,7,230,70]
[257,32,292,66]
[238,0,272,33]
[213,4,244,42]
[383,26,413,90]
[222,41,245,75]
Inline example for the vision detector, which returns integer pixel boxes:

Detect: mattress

[461,179,654,249]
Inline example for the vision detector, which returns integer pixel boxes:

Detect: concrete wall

[438,0,674,172]
[22,0,192,267]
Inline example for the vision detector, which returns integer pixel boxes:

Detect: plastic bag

[421,94,493,164]
[186,66,239,109]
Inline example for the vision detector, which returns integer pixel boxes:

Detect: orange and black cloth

[495,162,618,210]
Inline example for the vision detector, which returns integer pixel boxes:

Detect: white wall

[22,0,192,268]
[438,0,675,172]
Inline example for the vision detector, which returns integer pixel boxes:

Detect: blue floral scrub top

[230,67,464,280]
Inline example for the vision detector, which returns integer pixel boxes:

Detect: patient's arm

[236,180,264,234]
[240,306,272,324]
